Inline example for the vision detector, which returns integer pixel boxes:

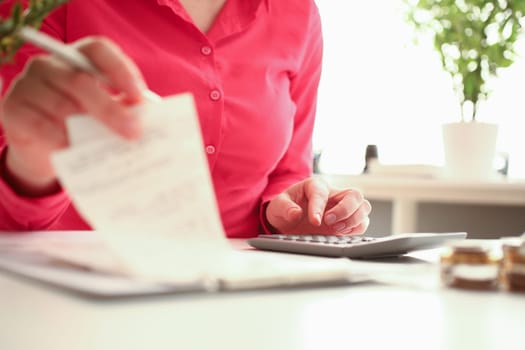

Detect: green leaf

[404,0,525,119]
[0,0,71,64]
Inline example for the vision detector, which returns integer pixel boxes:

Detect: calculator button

[286,235,301,241]
[349,236,364,243]
[339,236,354,243]
[327,236,340,244]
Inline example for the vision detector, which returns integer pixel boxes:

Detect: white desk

[1,239,524,350]
[322,174,525,234]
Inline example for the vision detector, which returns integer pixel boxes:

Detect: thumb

[266,194,304,230]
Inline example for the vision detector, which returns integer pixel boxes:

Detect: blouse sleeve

[258,2,323,230]
[0,1,71,230]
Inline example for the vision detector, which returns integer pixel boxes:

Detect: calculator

[247,232,468,259]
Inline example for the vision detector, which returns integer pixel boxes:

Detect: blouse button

[201,46,212,56]
[209,90,221,101]
[205,145,216,154]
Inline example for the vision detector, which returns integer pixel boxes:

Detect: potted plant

[404,0,525,180]
[0,0,68,64]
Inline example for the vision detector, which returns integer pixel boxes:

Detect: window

[314,1,525,179]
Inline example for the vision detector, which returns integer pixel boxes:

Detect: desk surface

[1,239,524,350]
[322,174,525,205]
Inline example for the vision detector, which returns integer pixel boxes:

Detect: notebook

[0,231,368,298]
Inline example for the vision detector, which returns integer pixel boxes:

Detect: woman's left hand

[265,177,372,235]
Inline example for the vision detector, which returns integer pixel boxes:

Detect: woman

[0,0,371,237]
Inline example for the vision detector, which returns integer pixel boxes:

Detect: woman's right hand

[1,37,146,196]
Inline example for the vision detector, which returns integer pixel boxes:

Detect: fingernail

[325,213,337,225]
[121,117,141,138]
[314,212,321,225]
[333,222,346,232]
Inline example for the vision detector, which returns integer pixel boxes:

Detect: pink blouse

[0,0,322,238]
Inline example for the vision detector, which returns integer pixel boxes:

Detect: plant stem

[0,0,70,64]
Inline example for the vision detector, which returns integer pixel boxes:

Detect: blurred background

[314,0,525,179]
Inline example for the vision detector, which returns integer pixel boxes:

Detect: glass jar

[440,240,502,290]
[500,237,525,293]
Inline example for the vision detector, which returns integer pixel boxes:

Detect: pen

[17,26,162,102]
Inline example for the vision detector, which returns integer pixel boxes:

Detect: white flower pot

[442,122,499,180]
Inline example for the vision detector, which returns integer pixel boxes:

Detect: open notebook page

[0,230,362,296]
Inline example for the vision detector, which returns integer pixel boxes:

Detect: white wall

[315,1,525,179]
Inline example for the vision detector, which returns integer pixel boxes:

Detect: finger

[324,189,365,226]
[348,199,372,229]
[29,56,141,139]
[304,178,330,226]
[2,80,69,186]
[13,73,80,125]
[266,194,304,230]
[329,200,372,234]
[2,99,67,150]
[75,37,145,103]
[52,72,141,139]
[347,217,370,235]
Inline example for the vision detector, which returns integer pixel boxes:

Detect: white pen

[18,26,162,102]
